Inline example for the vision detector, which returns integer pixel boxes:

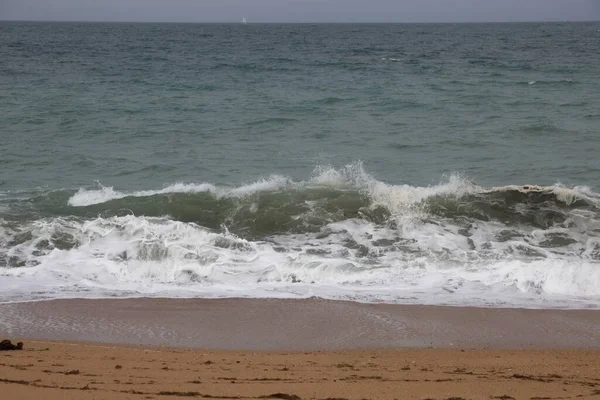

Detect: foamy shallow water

[2,164,599,309]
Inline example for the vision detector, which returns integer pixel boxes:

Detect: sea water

[1,22,600,307]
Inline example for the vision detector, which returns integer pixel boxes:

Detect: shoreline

[1,298,599,350]
[2,298,600,399]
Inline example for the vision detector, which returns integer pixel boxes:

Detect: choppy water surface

[1,22,600,307]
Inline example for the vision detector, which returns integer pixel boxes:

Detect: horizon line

[1,19,600,25]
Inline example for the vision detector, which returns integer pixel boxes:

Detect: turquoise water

[1,22,600,307]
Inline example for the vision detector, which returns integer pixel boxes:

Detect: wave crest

[2,163,600,307]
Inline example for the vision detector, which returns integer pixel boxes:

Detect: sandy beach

[2,341,600,400]
[1,299,600,399]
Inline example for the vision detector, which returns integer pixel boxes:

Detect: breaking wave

[1,163,600,308]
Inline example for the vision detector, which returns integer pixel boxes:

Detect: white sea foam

[1,208,599,307]
[3,164,599,308]
[68,182,219,206]
[67,177,296,207]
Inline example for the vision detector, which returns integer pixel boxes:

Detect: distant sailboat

[242,16,247,24]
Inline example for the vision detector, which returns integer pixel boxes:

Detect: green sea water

[2,22,600,190]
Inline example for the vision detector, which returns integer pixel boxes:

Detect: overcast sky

[1,0,599,23]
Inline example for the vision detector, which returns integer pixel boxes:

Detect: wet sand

[1,298,600,399]
[1,298,599,349]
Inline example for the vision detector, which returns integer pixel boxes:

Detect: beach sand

[2,341,600,400]
[1,298,600,399]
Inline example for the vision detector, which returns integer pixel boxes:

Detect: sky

[1,0,599,23]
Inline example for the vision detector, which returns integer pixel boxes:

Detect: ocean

[1,21,599,307]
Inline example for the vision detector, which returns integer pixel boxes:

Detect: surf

[1,163,600,308]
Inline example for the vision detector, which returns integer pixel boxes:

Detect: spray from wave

[1,162,599,308]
